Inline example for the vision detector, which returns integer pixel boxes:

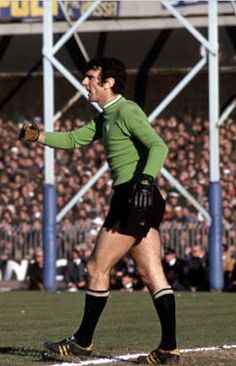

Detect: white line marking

[181,344,236,353]
[49,344,236,366]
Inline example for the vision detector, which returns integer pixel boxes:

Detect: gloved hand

[131,174,155,209]
[19,123,40,142]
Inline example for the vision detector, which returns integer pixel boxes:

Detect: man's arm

[19,117,103,149]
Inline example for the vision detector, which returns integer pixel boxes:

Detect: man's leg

[74,227,137,347]
[131,228,180,364]
[44,227,136,356]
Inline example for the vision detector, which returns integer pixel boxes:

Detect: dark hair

[165,247,176,255]
[84,57,127,94]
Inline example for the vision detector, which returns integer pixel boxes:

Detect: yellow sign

[0,1,58,17]
[0,1,119,19]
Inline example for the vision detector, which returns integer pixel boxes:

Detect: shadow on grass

[0,346,63,363]
[0,347,140,364]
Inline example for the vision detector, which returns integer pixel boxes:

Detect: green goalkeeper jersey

[44,96,168,186]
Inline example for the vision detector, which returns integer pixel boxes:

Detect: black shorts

[103,181,165,238]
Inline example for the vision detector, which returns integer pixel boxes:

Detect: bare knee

[136,264,169,292]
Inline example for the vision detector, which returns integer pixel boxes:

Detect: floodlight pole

[43,1,57,291]
[208,0,223,291]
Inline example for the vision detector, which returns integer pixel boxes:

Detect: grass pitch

[0,291,235,366]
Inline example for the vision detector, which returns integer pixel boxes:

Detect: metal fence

[1,222,235,261]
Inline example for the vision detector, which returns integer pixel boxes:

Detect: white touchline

[49,344,236,366]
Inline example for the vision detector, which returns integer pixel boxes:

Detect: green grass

[0,291,235,365]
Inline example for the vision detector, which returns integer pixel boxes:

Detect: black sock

[152,287,177,350]
[74,289,109,347]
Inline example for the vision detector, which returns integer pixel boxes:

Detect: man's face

[82,68,107,105]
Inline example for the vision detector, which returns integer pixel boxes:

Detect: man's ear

[104,77,115,90]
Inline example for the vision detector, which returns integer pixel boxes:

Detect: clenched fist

[19,123,40,142]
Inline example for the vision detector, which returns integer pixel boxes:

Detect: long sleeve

[44,117,103,149]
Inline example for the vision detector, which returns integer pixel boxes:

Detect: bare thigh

[131,228,169,293]
[87,227,137,290]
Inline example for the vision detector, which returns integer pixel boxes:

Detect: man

[184,245,208,292]
[162,247,187,291]
[19,57,180,364]
[64,247,87,291]
[26,248,44,291]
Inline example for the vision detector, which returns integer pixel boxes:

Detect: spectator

[120,273,135,292]
[184,245,209,292]
[26,248,44,291]
[0,253,11,280]
[120,271,146,292]
[228,261,236,291]
[64,247,87,291]
[222,244,236,291]
[162,247,188,291]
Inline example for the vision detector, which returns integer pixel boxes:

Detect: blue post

[208,1,223,291]
[209,182,223,291]
[43,184,57,291]
[43,1,56,291]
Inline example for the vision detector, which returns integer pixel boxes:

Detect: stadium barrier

[1,223,235,263]
[2,258,68,282]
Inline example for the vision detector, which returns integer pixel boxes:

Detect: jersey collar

[103,95,123,110]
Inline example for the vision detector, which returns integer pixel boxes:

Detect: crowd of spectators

[0,114,236,289]
[22,244,236,292]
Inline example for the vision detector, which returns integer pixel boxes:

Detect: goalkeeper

[19,57,180,365]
